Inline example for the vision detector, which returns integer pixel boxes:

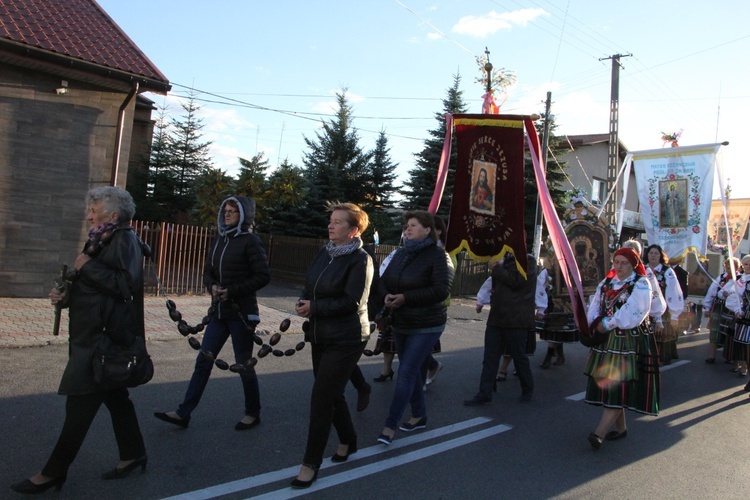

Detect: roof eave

[0,38,170,94]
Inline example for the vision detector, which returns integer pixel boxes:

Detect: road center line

[162,416,494,500]
[566,360,691,401]
[251,424,513,499]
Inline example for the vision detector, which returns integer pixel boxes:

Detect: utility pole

[533,91,552,259]
[599,53,631,232]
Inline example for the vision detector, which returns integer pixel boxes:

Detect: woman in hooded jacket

[154,196,270,430]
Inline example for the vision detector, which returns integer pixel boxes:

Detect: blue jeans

[177,316,260,421]
[384,329,443,430]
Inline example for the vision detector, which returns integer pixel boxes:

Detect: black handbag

[580,315,609,348]
[92,333,154,388]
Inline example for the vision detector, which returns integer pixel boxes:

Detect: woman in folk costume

[723,255,750,379]
[644,244,684,365]
[704,258,740,364]
[584,247,660,450]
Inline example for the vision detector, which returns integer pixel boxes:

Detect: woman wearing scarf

[154,196,270,430]
[376,211,454,445]
[584,247,659,450]
[291,203,374,488]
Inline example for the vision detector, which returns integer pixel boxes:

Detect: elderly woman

[723,255,750,379]
[584,247,659,450]
[12,187,148,494]
[154,196,270,430]
[377,210,454,445]
[645,244,684,365]
[291,202,374,489]
[704,258,740,364]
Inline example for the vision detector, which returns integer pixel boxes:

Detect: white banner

[632,143,720,260]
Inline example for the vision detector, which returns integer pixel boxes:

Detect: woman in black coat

[291,202,374,489]
[376,210,454,445]
[12,187,148,494]
[154,196,270,430]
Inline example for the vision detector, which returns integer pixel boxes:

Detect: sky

[97,0,750,200]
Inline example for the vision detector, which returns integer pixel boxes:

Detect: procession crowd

[10,189,750,494]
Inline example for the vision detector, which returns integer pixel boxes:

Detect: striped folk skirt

[584,324,660,416]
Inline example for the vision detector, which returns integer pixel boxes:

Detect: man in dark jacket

[465,252,536,405]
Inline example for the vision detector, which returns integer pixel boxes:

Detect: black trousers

[303,341,365,467]
[42,388,146,478]
[478,326,534,399]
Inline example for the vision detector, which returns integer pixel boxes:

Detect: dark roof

[564,133,629,157]
[0,0,169,93]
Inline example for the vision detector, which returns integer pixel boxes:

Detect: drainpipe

[111,82,139,186]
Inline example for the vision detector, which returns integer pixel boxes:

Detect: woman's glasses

[224,209,239,216]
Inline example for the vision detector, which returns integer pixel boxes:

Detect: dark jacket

[58,227,145,395]
[487,254,536,330]
[301,244,373,345]
[379,241,454,331]
[204,196,270,321]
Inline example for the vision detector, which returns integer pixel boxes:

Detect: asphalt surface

[2,282,750,499]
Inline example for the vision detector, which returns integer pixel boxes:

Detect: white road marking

[251,424,513,499]
[566,360,691,401]
[162,417,494,500]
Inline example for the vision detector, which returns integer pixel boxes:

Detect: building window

[591,178,606,206]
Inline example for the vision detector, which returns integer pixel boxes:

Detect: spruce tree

[263,159,313,236]
[366,130,401,243]
[301,89,371,236]
[403,73,468,217]
[169,91,213,222]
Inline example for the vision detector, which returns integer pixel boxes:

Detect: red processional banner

[445,114,528,273]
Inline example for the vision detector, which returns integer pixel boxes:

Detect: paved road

[1,283,749,499]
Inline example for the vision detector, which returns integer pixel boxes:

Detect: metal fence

[132,221,490,297]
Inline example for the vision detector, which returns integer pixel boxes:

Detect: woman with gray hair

[12,187,148,494]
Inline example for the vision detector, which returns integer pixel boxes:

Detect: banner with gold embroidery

[707,198,750,254]
[445,114,527,272]
[632,144,720,260]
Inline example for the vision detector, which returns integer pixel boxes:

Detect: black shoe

[331,441,357,462]
[154,412,189,428]
[235,417,260,431]
[464,396,491,406]
[10,476,66,494]
[290,466,319,489]
[705,358,715,364]
[399,416,427,432]
[373,370,395,382]
[604,430,628,441]
[356,383,371,412]
[744,381,750,392]
[377,433,394,445]
[519,392,533,403]
[102,456,147,480]
[588,432,603,450]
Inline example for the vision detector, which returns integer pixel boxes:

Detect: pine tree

[263,159,313,236]
[169,91,213,222]
[366,130,401,243]
[192,168,235,227]
[234,153,270,225]
[301,89,371,236]
[403,73,468,217]
[133,106,175,222]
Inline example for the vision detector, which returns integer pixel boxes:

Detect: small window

[591,178,606,206]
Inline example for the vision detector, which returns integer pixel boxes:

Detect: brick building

[0,0,170,297]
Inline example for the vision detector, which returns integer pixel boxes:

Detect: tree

[169,91,213,222]
[234,153,270,225]
[132,106,174,221]
[301,89,371,236]
[365,130,401,243]
[192,168,235,227]
[262,159,311,236]
[403,73,469,218]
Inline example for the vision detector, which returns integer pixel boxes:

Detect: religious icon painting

[470,160,496,215]
[659,178,688,229]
